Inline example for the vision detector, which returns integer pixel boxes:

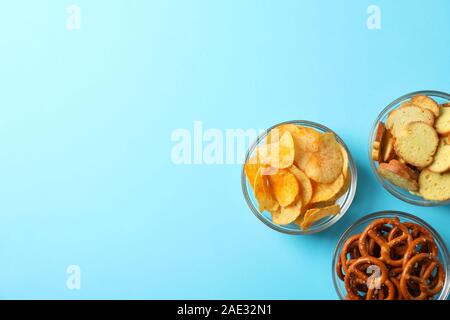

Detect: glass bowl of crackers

[241,120,357,235]
[332,211,450,300]
[369,90,450,206]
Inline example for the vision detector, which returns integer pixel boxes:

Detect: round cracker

[419,169,450,201]
[386,105,434,138]
[427,138,450,173]
[411,95,440,117]
[394,122,439,167]
[435,106,450,135]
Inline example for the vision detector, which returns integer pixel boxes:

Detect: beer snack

[244,123,351,231]
[335,215,447,300]
[372,94,450,202]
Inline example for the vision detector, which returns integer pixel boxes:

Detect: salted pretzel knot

[338,234,361,280]
[366,280,396,300]
[344,256,389,300]
[404,222,432,239]
[359,218,412,267]
[400,253,445,300]
[402,236,438,268]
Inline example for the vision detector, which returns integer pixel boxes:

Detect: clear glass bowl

[368,90,450,206]
[241,120,357,235]
[332,211,450,300]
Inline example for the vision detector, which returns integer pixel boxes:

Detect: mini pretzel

[390,277,403,299]
[402,236,438,268]
[359,218,412,267]
[366,280,396,300]
[344,257,389,300]
[338,234,361,279]
[400,253,445,300]
[404,222,432,239]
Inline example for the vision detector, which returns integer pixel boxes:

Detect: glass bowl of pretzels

[369,90,450,206]
[332,211,450,300]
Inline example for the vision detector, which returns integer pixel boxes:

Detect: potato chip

[268,170,299,207]
[288,165,313,206]
[254,167,278,212]
[293,127,321,171]
[305,132,343,183]
[295,150,314,172]
[244,156,259,189]
[295,126,321,153]
[334,172,351,201]
[311,174,345,204]
[255,144,271,165]
[269,131,295,169]
[311,199,338,209]
[300,204,341,230]
[266,124,299,144]
[340,145,350,179]
[272,199,303,225]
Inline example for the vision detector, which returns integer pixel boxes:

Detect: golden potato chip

[254,167,278,212]
[272,199,303,225]
[300,204,341,230]
[295,216,304,228]
[288,165,313,206]
[255,144,271,165]
[311,174,345,204]
[266,124,299,144]
[244,156,259,189]
[335,176,350,202]
[311,199,338,209]
[268,170,299,207]
[295,150,314,172]
[269,131,295,169]
[305,132,343,183]
[295,126,321,153]
[292,127,321,171]
[340,145,350,179]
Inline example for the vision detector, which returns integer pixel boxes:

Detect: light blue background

[0,0,449,299]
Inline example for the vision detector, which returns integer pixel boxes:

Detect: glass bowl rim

[368,90,450,207]
[241,120,358,235]
[331,210,450,300]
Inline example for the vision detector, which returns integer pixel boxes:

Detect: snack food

[335,216,446,300]
[373,94,450,202]
[428,138,450,173]
[410,94,440,117]
[377,160,418,192]
[435,104,450,135]
[245,124,351,230]
[418,169,450,202]
[386,105,434,138]
[371,123,385,162]
[394,121,438,167]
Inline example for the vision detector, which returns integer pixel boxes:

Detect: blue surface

[0,0,449,299]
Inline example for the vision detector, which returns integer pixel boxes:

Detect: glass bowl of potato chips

[241,120,357,235]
